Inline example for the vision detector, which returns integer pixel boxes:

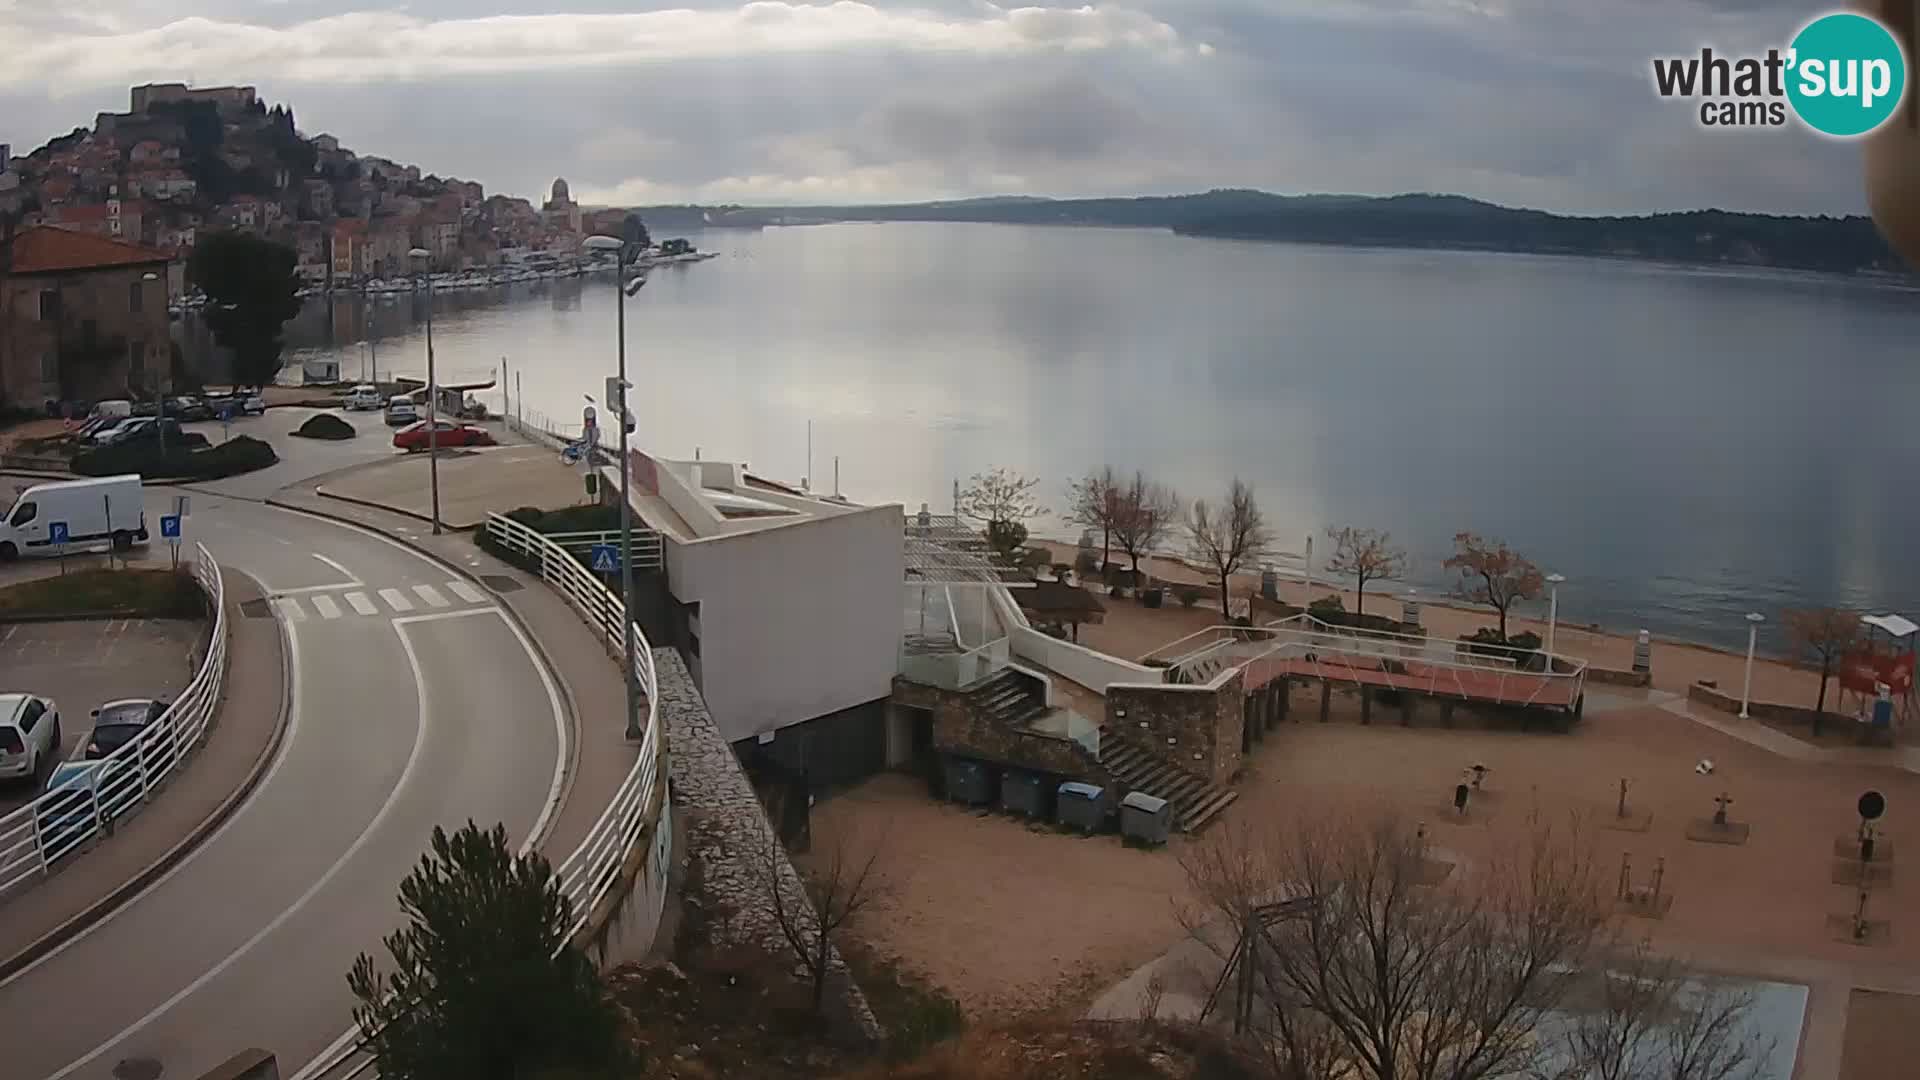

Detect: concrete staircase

[971,669,1049,728]
[1097,730,1238,832]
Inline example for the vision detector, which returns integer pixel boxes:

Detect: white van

[0,475,149,561]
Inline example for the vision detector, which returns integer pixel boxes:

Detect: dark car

[86,698,177,775]
[166,396,213,421]
[111,418,206,450]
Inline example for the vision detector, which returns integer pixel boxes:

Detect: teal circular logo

[1786,12,1907,137]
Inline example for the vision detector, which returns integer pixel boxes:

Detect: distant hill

[625,190,1907,276]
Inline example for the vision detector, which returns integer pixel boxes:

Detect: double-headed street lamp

[582,233,649,741]
[408,248,442,535]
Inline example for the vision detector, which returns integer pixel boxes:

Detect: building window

[38,291,59,321]
[129,339,145,376]
[129,280,143,313]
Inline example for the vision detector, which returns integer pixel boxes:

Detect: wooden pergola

[1015,578,1107,643]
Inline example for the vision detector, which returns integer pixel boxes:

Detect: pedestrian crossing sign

[590,543,619,573]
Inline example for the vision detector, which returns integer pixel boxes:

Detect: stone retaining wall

[660,648,883,1045]
[1687,680,1822,725]
[1586,667,1651,688]
[1107,668,1245,785]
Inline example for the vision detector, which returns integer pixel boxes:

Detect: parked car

[0,474,150,561]
[345,385,384,411]
[0,693,61,786]
[107,418,187,448]
[393,420,495,452]
[241,389,267,416]
[385,395,420,426]
[85,417,150,446]
[168,396,214,421]
[36,758,126,857]
[86,698,171,762]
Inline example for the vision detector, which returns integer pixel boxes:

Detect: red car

[392,420,495,452]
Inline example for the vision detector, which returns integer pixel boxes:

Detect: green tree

[347,821,627,1080]
[188,232,302,388]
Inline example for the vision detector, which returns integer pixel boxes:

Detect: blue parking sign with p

[160,515,182,539]
[48,521,69,545]
[590,543,619,573]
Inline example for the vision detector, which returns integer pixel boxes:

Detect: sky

[0,0,1874,215]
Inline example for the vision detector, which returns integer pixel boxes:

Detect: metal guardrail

[0,543,227,900]
[309,514,671,1080]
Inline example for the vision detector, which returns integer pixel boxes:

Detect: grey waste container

[944,758,994,806]
[1120,790,1172,846]
[1056,781,1106,832]
[1001,770,1049,819]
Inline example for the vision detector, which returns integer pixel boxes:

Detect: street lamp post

[141,270,167,455]
[585,234,648,741]
[1545,572,1566,664]
[1740,612,1765,719]
[408,249,441,535]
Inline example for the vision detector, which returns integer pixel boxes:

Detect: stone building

[0,226,173,409]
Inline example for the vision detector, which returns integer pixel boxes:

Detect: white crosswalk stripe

[311,594,343,620]
[446,580,487,605]
[412,584,451,609]
[345,591,378,616]
[273,597,307,622]
[378,588,414,612]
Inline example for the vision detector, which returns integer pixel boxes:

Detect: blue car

[35,759,124,859]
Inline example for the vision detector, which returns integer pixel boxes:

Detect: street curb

[0,564,293,984]
[263,491,582,853]
[310,485,483,533]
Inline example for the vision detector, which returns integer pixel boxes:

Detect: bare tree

[1444,532,1545,639]
[1781,607,1862,734]
[1188,479,1271,621]
[1064,466,1121,571]
[1180,812,1613,1080]
[1322,526,1407,620]
[1113,471,1180,577]
[754,826,889,1015]
[1548,940,1772,1080]
[957,466,1042,561]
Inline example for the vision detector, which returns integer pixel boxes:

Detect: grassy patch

[841,942,966,1062]
[0,568,204,617]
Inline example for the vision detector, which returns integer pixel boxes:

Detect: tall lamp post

[1739,612,1765,719]
[583,233,648,741]
[140,270,168,454]
[408,249,441,534]
[1544,572,1566,664]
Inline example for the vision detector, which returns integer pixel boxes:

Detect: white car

[241,390,267,416]
[385,395,421,426]
[0,694,61,786]
[344,385,383,411]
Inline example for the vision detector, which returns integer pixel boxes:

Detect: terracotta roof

[5,225,171,274]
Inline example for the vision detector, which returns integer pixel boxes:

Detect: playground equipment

[1616,853,1670,918]
[1838,614,1916,734]
[1198,895,1319,1035]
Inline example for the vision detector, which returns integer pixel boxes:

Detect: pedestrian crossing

[272,580,495,622]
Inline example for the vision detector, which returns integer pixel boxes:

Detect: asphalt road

[0,488,566,1080]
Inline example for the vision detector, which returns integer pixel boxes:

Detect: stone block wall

[895,676,1106,782]
[662,648,883,1045]
[1107,669,1246,785]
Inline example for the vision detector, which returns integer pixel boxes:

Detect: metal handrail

[0,544,227,900]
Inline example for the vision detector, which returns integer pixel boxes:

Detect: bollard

[1402,591,1420,629]
[1261,564,1278,602]
[1632,629,1652,675]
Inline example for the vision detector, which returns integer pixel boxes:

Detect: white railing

[481,511,668,941]
[0,544,227,900]
[542,529,664,571]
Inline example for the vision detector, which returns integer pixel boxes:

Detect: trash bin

[944,758,995,806]
[1120,790,1172,846]
[1001,770,1049,819]
[1056,781,1106,832]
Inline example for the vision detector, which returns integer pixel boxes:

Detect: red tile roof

[6,225,171,274]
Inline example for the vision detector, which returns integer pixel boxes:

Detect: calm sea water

[269,222,1920,652]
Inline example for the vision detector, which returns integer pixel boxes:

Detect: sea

[255,220,1920,654]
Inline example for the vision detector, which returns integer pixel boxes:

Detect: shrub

[987,519,1029,562]
[1176,586,1202,608]
[1074,549,1099,575]
[1309,594,1346,615]
[292,413,356,440]
[73,435,277,480]
[0,568,204,617]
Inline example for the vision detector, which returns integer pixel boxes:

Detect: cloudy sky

[0,0,1871,214]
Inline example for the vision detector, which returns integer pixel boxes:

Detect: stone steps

[1097,732,1237,832]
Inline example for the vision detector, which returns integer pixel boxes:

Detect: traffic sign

[48,521,69,545]
[590,543,619,573]
[160,515,182,540]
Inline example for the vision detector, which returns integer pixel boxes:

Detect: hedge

[74,435,279,480]
[0,568,205,618]
[292,413,356,440]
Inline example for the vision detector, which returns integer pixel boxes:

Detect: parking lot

[0,619,205,814]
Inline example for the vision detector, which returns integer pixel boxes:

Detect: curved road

[0,490,567,1080]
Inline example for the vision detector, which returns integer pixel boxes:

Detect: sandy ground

[811,691,1920,1071]
[1840,989,1920,1080]
[1036,540,1853,724]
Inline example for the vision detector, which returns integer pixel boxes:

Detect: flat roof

[904,513,1032,586]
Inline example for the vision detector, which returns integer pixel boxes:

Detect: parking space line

[446,580,487,605]
[344,592,378,616]
[272,598,306,622]
[310,594,342,620]
[378,588,414,613]
[411,584,450,609]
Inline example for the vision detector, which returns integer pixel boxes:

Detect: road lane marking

[392,607,503,626]
[309,552,360,584]
[411,584,450,608]
[272,597,306,622]
[270,582,363,595]
[378,588,414,612]
[446,580,487,604]
[344,591,377,616]
[44,619,436,1080]
[310,594,342,620]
